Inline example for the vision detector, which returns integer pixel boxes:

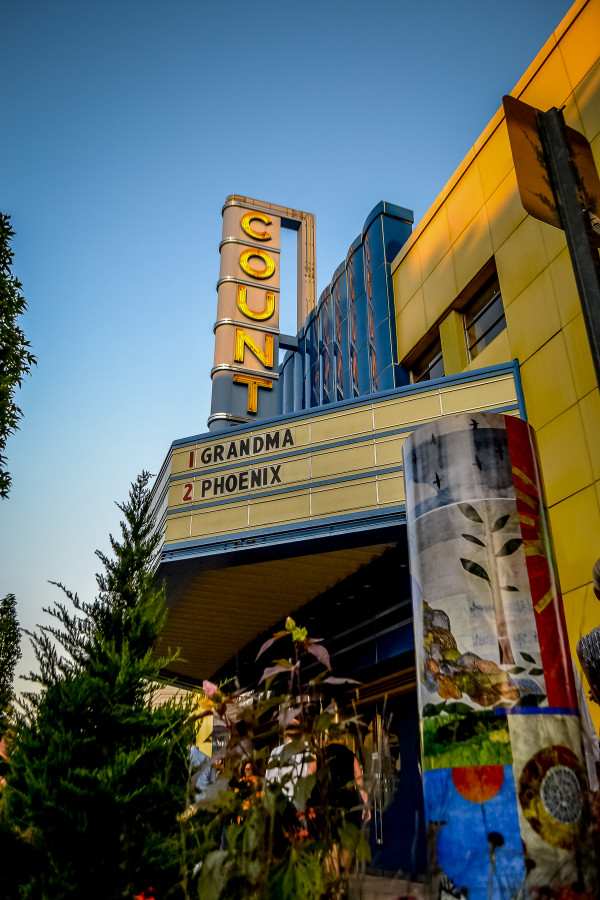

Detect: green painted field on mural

[422,709,513,770]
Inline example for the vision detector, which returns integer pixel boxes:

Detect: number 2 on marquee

[183,483,193,502]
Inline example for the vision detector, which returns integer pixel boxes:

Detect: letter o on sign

[239,248,275,280]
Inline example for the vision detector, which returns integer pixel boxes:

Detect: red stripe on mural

[505,416,577,710]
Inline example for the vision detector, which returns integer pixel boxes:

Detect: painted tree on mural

[458,502,522,665]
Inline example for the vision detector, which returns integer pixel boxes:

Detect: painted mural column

[402,412,596,900]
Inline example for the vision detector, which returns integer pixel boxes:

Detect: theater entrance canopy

[151,362,524,685]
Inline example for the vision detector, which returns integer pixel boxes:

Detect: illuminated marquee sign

[161,364,523,553]
[209,196,316,431]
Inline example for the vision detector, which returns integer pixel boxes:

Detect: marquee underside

[155,541,396,684]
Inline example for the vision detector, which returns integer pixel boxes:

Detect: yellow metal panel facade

[249,492,310,527]
[376,473,405,506]
[190,503,248,537]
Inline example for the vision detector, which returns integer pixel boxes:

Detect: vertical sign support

[537,108,600,388]
[503,96,600,389]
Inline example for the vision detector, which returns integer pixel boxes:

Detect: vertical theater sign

[209,195,316,430]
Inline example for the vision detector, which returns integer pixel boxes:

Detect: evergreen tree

[2,473,195,899]
[0,213,36,498]
[0,594,21,736]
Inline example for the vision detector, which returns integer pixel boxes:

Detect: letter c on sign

[241,212,272,241]
[239,248,275,280]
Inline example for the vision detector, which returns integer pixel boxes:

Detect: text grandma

[199,428,294,466]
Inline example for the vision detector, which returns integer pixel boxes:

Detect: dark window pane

[465,275,505,359]
[412,337,444,382]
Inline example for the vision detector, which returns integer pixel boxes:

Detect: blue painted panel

[294,341,305,411]
[362,201,414,237]
[370,262,392,329]
[348,246,365,303]
[374,318,393,370]
[341,362,352,400]
[350,347,359,397]
[382,213,413,265]
[333,267,348,323]
[357,345,371,395]
[375,363,395,392]
[364,216,385,274]
[321,346,332,405]
[354,293,368,352]
[281,352,294,414]
[309,361,320,407]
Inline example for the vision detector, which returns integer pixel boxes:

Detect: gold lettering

[241,211,272,241]
[233,373,273,413]
[235,329,274,367]
[237,284,275,321]
[239,248,275,280]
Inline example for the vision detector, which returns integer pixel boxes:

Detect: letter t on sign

[233,374,273,413]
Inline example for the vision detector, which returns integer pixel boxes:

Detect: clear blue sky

[1,0,573,689]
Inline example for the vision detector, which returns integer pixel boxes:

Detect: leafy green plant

[2,473,197,900]
[191,617,371,900]
[0,593,21,736]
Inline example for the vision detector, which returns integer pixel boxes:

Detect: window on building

[411,336,444,382]
[464,272,505,361]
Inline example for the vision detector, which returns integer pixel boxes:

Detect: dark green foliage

[0,214,36,498]
[193,617,371,900]
[0,593,21,735]
[1,473,195,899]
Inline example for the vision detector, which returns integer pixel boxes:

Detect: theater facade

[150,1,600,894]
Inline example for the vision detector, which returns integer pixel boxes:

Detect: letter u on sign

[237,284,275,321]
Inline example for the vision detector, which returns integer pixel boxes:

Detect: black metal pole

[538,107,600,389]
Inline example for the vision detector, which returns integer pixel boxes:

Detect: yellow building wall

[391,0,600,726]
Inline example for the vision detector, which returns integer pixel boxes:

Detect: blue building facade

[280,202,413,414]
